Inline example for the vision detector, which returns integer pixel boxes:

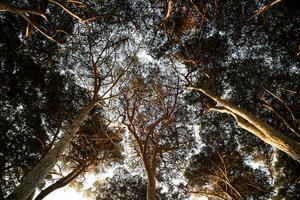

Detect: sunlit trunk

[0,0,11,10]
[189,86,300,163]
[7,100,97,200]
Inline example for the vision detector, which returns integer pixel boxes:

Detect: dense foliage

[1,0,299,199]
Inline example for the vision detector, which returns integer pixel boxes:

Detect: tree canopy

[1,0,299,200]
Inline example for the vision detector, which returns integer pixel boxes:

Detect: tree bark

[189,86,300,163]
[0,0,11,10]
[146,170,156,200]
[33,163,88,200]
[7,99,97,200]
[146,147,157,200]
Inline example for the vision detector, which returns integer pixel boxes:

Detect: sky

[44,187,209,200]
[44,187,89,200]
[41,166,116,200]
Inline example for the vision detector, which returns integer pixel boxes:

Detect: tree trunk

[146,170,156,200]
[189,86,300,163]
[34,163,88,200]
[0,0,11,10]
[7,100,97,200]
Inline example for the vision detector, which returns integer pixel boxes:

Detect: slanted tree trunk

[0,0,11,10]
[189,86,300,163]
[7,99,97,200]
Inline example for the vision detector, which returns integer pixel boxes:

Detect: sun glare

[198,197,209,200]
[190,194,209,200]
[43,187,90,200]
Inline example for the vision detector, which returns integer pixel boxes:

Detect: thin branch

[168,78,180,115]
[0,6,48,20]
[152,82,167,113]
[160,0,173,27]
[262,100,300,138]
[246,182,269,193]
[264,88,296,121]
[66,0,86,7]
[206,158,244,200]
[101,87,138,101]
[49,0,95,24]
[189,0,209,21]
[247,0,283,21]
[143,114,168,156]
[123,106,143,156]
[20,13,62,44]
[100,45,141,99]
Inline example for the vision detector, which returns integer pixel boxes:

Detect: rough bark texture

[189,86,300,163]
[146,148,157,200]
[7,100,96,200]
[146,170,156,200]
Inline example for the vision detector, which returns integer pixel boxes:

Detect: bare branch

[0,6,48,20]
[264,88,296,121]
[247,0,284,21]
[49,0,95,24]
[20,13,62,44]
[101,45,141,99]
[160,0,173,28]
[143,114,168,156]
[262,99,300,138]
[189,0,209,21]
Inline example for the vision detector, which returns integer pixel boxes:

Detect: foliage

[93,167,168,200]
[1,0,300,199]
[185,122,272,199]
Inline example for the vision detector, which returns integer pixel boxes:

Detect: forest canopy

[0,0,299,200]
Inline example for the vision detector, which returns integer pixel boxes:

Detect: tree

[0,12,93,198]
[187,84,300,163]
[119,65,194,200]
[6,93,98,200]
[272,151,300,199]
[1,0,299,199]
[33,107,123,200]
[0,0,113,43]
[184,118,272,200]
[160,0,300,162]
[92,167,168,200]
[1,0,145,198]
[4,22,137,199]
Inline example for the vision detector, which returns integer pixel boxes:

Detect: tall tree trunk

[7,100,97,200]
[141,155,156,200]
[189,86,300,163]
[146,170,156,200]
